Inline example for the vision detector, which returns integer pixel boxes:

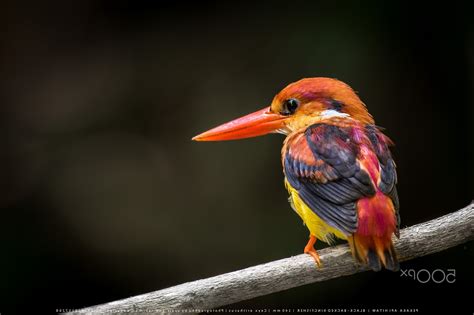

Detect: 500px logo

[400,269,456,283]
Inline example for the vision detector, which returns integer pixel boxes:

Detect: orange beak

[192,107,287,141]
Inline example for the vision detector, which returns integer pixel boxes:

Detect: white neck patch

[320,109,350,119]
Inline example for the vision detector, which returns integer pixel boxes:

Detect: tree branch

[72,203,474,314]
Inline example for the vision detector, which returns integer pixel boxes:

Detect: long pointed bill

[192,107,287,141]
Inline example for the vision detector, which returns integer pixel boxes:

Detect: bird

[192,78,400,271]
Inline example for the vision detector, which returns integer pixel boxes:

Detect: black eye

[281,98,300,115]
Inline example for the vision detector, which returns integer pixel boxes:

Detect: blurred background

[2,1,473,313]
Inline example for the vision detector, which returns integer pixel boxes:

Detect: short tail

[350,192,400,271]
[348,234,399,271]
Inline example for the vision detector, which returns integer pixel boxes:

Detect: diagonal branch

[71,203,474,314]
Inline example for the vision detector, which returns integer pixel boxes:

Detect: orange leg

[304,235,322,267]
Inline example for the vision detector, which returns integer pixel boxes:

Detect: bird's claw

[305,248,322,267]
[304,235,322,267]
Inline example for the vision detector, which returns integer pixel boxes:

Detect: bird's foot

[304,235,322,267]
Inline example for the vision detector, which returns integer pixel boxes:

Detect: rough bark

[71,203,474,314]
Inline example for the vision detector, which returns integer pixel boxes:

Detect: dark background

[2,1,473,314]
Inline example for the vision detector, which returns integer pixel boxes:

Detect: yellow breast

[285,179,348,244]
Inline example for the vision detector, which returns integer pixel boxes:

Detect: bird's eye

[281,98,300,115]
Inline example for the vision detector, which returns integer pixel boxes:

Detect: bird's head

[192,77,374,141]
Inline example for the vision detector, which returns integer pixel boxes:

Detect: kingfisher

[193,78,400,271]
